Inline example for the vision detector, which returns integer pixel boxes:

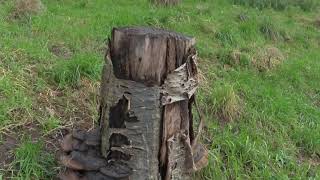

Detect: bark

[99,27,207,180]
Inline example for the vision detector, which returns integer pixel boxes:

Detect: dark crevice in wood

[126,111,138,122]
[108,150,132,161]
[188,96,195,143]
[100,161,132,179]
[109,96,129,128]
[109,133,131,147]
[159,105,166,177]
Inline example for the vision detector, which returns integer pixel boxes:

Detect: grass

[40,116,61,135]
[11,0,45,19]
[232,0,319,11]
[0,74,32,130]
[259,17,285,41]
[0,0,320,179]
[51,53,102,87]
[11,138,56,179]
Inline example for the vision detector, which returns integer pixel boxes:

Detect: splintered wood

[60,27,208,180]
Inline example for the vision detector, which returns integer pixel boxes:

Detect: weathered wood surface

[99,27,207,180]
[100,65,161,179]
[109,27,195,85]
[59,128,135,179]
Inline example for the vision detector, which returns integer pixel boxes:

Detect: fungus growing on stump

[60,27,208,180]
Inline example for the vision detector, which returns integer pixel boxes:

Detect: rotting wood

[100,65,162,179]
[59,128,132,180]
[59,27,208,180]
[99,27,208,179]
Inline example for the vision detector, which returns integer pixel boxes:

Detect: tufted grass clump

[216,49,251,68]
[51,54,102,88]
[11,0,45,19]
[252,46,285,71]
[232,0,319,11]
[11,139,56,179]
[233,0,288,11]
[259,19,285,41]
[215,28,238,47]
[295,0,319,11]
[210,84,243,124]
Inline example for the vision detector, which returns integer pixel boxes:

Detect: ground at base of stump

[59,128,132,180]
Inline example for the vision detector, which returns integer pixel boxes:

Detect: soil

[314,18,320,29]
[11,0,46,19]
[298,151,320,167]
[0,123,43,168]
[0,134,17,169]
[49,43,74,59]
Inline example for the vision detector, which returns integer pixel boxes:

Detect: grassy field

[0,0,320,179]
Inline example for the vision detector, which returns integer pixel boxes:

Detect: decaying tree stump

[59,27,207,180]
[100,27,208,179]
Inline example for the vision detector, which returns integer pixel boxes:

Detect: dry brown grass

[230,50,242,65]
[11,0,45,19]
[35,78,99,131]
[314,18,320,29]
[49,42,74,60]
[252,46,285,71]
[217,91,242,124]
[297,16,320,30]
[298,151,320,167]
[212,84,243,124]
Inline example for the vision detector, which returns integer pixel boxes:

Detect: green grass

[198,49,320,179]
[51,53,102,87]
[0,0,320,179]
[0,74,32,130]
[39,116,61,135]
[232,0,319,11]
[11,138,56,179]
[259,17,286,41]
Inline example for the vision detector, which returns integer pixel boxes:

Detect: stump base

[59,128,132,180]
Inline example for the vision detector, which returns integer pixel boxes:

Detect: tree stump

[99,27,207,180]
[59,27,207,180]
